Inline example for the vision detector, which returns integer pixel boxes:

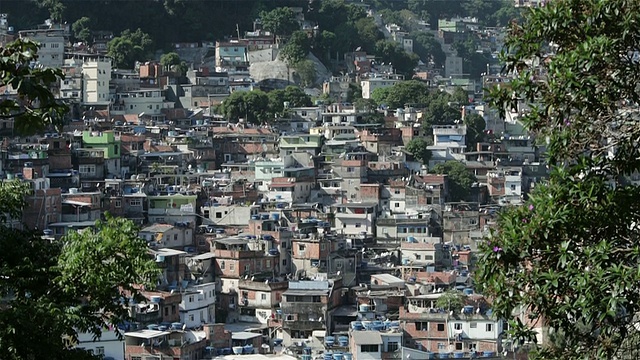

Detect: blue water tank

[352,321,363,330]
[333,352,344,360]
[454,352,465,358]
[324,353,333,360]
[402,258,410,265]
[150,296,162,303]
[426,353,436,360]
[483,351,495,357]
[325,336,335,346]
[359,304,370,312]
[304,347,312,355]
[261,214,269,220]
[438,353,451,359]
[158,325,168,331]
[463,288,474,295]
[243,345,254,354]
[343,354,353,360]
[338,336,349,346]
[269,248,279,256]
[251,215,259,220]
[171,322,183,330]
[301,356,312,360]
[147,324,159,330]
[272,213,280,221]
[273,339,283,346]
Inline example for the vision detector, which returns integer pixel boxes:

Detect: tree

[412,31,446,67]
[374,39,419,77]
[35,0,66,23]
[370,80,430,109]
[431,161,476,202]
[160,52,187,76]
[0,49,159,357]
[280,30,310,65]
[435,290,467,311]
[405,138,432,165]
[71,16,92,44]
[476,1,640,359]
[160,51,181,69]
[283,86,312,107]
[107,28,154,69]
[421,92,463,128]
[353,17,383,53]
[0,39,68,135]
[293,60,317,88]
[463,113,486,151]
[259,7,299,37]
[219,90,271,124]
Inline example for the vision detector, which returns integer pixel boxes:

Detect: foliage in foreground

[0,39,68,135]
[476,0,640,359]
[0,181,159,359]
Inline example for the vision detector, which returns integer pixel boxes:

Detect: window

[174,234,178,241]
[387,342,399,352]
[361,345,379,352]
[216,212,222,218]
[95,347,104,355]
[266,260,271,268]
[115,200,122,208]
[130,199,142,207]
[416,322,428,331]
[244,264,250,272]
[347,167,355,172]
[261,294,267,300]
[164,307,169,316]
[455,343,463,350]
[454,323,462,330]
[470,322,477,328]
[437,343,446,350]
[437,323,445,331]
[486,324,493,332]
[189,314,194,321]
[282,259,287,266]
[395,203,400,207]
[321,243,326,250]
[415,255,421,260]
[189,296,193,303]
[79,164,96,175]
[355,223,361,228]
[132,357,142,360]
[220,261,225,270]
[229,262,235,271]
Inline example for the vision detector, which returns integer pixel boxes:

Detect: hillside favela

[2,1,633,360]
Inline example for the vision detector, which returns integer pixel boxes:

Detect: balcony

[433,125,466,136]
[283,319,325,331]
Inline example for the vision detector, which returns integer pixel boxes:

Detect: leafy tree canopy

[280,30,310,65]
[435,290,468,311]
[221,86,311,123]
[107,28,154,69]
[292,59,317,88]
[259,7,299,37]
[371,80,430,109]
[463,113,486,151]
[477,0,640,359]
[431,161,477,202]
[0,39,68,135]
[374,39,419,77]
[405,137,432,165]
[71,16,92,44]
[411,31,446,68]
